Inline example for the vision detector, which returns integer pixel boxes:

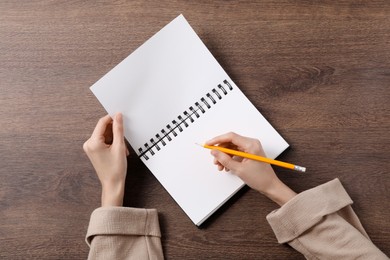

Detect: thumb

[211,150,240,172]
[112,113,125,146]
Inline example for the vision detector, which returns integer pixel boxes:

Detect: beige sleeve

[267,178,388,260]
[86,207,164,260]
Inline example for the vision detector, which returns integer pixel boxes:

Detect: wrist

[263,179,296,206]
[101,181,125,207]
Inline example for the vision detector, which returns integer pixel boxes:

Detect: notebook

[90,14,289,226]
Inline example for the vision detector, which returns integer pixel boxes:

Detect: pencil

[201,144,306,173]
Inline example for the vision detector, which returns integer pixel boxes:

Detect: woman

[83,113,387,259]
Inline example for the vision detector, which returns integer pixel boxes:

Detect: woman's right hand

[206,132,296,206]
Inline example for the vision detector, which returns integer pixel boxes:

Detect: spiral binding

[138,79,234,160]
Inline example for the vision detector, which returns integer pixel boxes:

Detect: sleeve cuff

[266,178,353,243]
[86,207,161,246]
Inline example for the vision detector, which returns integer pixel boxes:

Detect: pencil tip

[195,143,203,147]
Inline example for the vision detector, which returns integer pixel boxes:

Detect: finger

[214,154,236,171]
[206,132,252,151]
[92,115,112,139]
[213,159,225,171]
[206,132,237,145]
[112,113,125,146]
[213,157,223,169]
[211,149,240,173]
[103,122,113,144]
[206,132,261,153]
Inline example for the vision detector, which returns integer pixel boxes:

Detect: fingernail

[205,139,214,145]
[116,113,122,121]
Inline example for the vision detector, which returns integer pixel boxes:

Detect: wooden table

[1,1,389,259]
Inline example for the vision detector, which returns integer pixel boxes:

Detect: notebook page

[142,82,288,225]
[91,15,228,150]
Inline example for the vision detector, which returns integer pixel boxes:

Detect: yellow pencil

[201,144,306,173]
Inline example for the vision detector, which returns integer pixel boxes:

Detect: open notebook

[90,14,289,226]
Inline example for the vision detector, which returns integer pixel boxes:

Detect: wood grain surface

[0,1,389,259]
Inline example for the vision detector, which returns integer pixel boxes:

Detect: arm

[207,132,388,259]
[83,113,164,260]
[266,178,388,259]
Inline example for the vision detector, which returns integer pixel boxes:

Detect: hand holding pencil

[205,132,297,206]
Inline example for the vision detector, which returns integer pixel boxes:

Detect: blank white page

[90,14,289,225]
